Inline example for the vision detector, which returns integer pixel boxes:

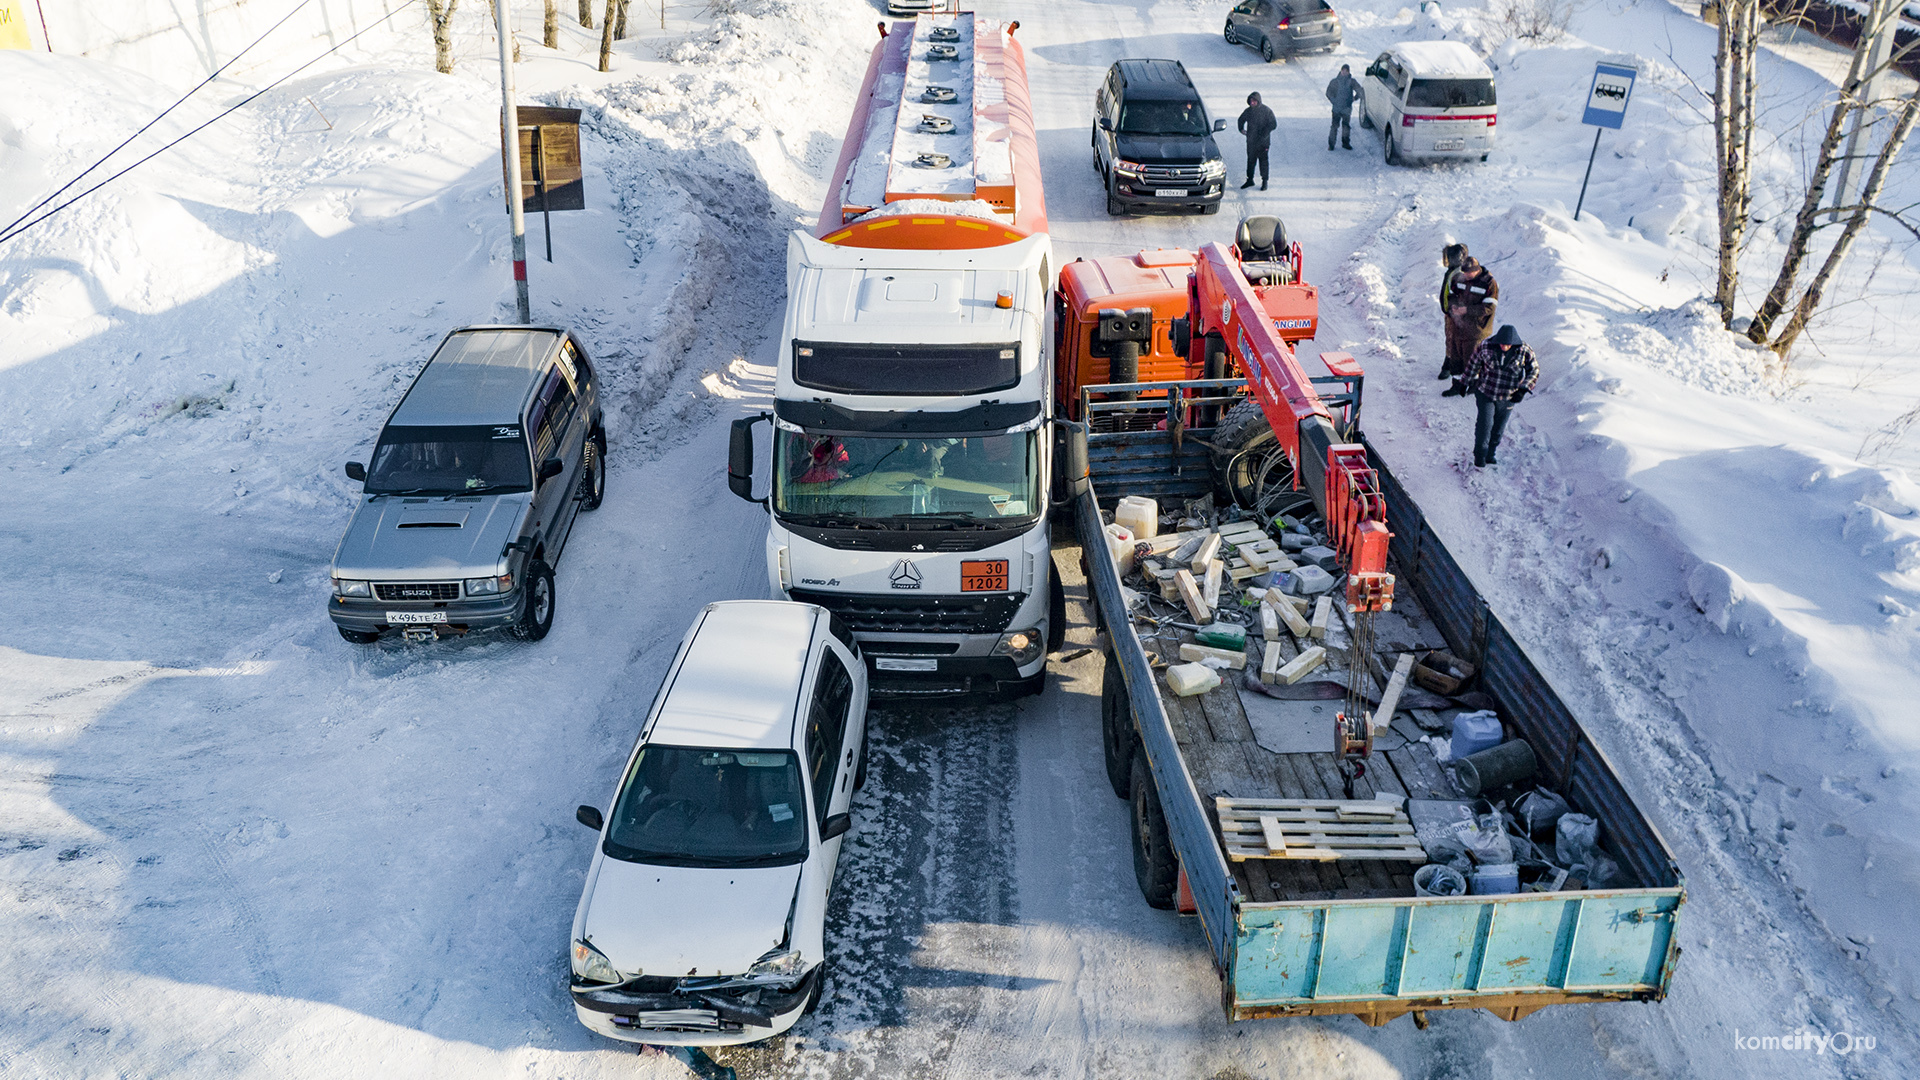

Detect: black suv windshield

[603,746,809,868]
[1405,79,1496,108]
[1119,99,1209,136]
[365,424,532,495]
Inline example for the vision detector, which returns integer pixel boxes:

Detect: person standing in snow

[1238,92,1277,190]
[1325,64,1358,150]
[1438,243,1469,381]
[1463,324,1538,467]
[1441,256,1499,396]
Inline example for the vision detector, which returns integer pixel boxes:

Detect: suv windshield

[365,424,531,495]
[1118,99,1209,136]
[773,428,1039,526]
[1405,78,1496,109]
[604,746,809,868]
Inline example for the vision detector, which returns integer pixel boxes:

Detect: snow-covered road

[3,0,1917,1077]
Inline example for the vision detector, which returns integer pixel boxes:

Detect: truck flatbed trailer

[1073,377,1685,1026]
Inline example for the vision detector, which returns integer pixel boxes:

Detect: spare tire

[1209,399,1288,508]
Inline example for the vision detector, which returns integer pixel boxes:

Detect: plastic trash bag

[1514,789,1570,836]
[1556,813,1599,867]
[1451,814,1514,865]
[1423,837,1474,874]
[1584,853,1622,890]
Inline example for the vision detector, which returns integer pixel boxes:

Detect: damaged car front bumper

[569,966,820,1046]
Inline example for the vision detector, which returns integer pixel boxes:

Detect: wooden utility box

[1411,649,1476,696]
[510,106,584,213]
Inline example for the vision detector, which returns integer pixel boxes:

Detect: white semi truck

[727,10,1064,698]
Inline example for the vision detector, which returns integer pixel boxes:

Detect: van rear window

[1406,79,1496,109]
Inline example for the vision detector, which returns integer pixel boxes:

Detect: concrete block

[1292,564,1336,595]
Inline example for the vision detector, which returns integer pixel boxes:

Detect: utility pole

[496,0,531,322]
[1833,0,1899,220]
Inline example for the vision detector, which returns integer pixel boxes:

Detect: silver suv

[328,326,605,644]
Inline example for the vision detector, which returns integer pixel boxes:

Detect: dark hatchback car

[1224,0,1343,62]
[1092,59,1228,216]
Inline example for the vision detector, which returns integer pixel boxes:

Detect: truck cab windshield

[364,424,532,496]
[773,429,1039,526]
[603,746,809,868]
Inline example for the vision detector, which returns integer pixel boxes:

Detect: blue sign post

[1575,61,1637,221]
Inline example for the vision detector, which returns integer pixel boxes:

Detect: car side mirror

[820,813,851,842]
[576,805,604,831]
[344,461,366,482]
[538,458,565,483]
[1213,118,1228,132]
[1098,116,1113,132]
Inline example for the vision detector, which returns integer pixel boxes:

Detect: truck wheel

[1130,750,1178,909]
[1047,558,1067,654]
[509,560,555,641]
[578,432,605,510]
[338,626,380,645]
[1211,398,1287,508]
[1101,657,1133,799]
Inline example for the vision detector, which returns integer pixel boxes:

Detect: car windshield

[1118,99,1209,136]
[1405,78,1496,109]
[365,424,531,495]
[773,428,1040,526]
[603,746,809,868]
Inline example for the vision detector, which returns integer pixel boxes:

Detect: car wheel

[803,962,826,1014]
[338,626,380,644]
[1106,175,1125,217]
[578,432,605,510]
[1261,37,1275,63]
[1224,22,1237,44]
[1481,153,1490,162]
[1385,129,1402,166]
[1130,750,1178,909]
[1359,108,1375,130]
[509,559,555,641]
[1101,656,1133,799]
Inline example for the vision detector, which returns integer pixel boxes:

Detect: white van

[1358,41,1497,165]
[567,600,867,1046]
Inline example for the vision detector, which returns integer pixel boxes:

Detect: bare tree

[615,0,631,39]
[488,0,522,62]
[545,0,558,47]
[599,0,616,70]
[1493,0,1574,43]
[1712,0,1761,325]
[426,0,459,74]
[578,0,593,28]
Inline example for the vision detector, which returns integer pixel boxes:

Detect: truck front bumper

[326,593,521,634]
[865,654,1043,700]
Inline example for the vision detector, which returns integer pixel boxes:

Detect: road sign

[1582,62,1637,130]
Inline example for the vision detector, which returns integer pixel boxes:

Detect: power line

[0,0,423,248]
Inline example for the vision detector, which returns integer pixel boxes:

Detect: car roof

[647,602,822,751]
[1387,41,1494,79]
[1112,59,1197,100]
[388,327,565,428]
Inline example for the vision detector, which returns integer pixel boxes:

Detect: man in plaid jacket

[1462,324,1538,467]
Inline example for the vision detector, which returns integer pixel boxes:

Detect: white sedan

[568,600,868,1045]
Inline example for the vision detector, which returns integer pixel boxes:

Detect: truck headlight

[993,628,1043,666]
[464,574,512,596]
[1201,159,1226,178]
[572,939,621,985]
[334,579,371,598]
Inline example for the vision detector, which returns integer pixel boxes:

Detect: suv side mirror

[538,458,565,483]
[1098,116,1113,132]
[344,461,366,482]
[1212,118,1227,132]
[575,805,604,831]
[729,413,771,504]
[819,813,852,842]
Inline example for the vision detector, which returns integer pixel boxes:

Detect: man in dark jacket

[1325,64,1358,150]
[1441,256,1498,395]
[1438,243,1468,381]
[1462,324,1539,467]
[1238,92,1277,190]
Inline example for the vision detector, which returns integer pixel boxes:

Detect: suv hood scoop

[397,512,469,529]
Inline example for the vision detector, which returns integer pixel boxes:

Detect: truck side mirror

[575,805,603,831]
[729,413,771,504]
[1212,118,1228,132]
[820,813,852,842]
[344,462,366,482]
[1170,315,1192,358]
[1057,419,1090,502]
[1098,116,1113,132]
[538,458,565,483]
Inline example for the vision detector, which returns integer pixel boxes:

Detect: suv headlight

[1113,159,1144,175]
[465,573,513,596]
[992,628,1044,667]
[1201,159,1226,178]
[334,579,370,598]
[572,939,621,985]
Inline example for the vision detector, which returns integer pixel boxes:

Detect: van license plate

[875,657,938,672]
[1154,189,1187,198]
[387,611,448,625]
[961,559,1009,591]
[1433,139,1466,150]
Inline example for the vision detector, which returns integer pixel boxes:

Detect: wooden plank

[1310,596,1332,640]
[1190,533,1222,574]
[1260,603,1280,643]
[1178,642,1245,670]
[1275,646,1327,684]
[1372,653,1415,736]
[1260,641,1284,685]
[1267,592,1311,637]
[1175,569,1210,623]
[1201,558,1223,608]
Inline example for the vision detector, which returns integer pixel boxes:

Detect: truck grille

[374,582,461,601]
[789,589,1025,635]
[1141,163,1205,186]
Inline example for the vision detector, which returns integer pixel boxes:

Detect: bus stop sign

[1582,62,1637,129]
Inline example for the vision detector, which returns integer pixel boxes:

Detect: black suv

[1093,59,1228,216]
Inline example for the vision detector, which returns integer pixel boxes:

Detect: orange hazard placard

[960,560,1009,593]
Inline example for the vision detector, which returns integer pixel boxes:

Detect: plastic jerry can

[1104,523,1136,577]
[1449,710,1503,761]
[1115,496,1159,540]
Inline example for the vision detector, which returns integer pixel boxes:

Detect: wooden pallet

[1216,797,1427,863]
